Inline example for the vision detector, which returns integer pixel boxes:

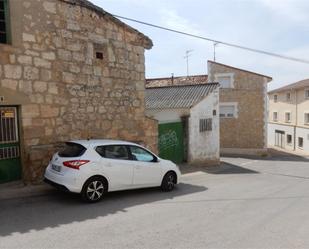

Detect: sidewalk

[0,181,55,201]
[268,147,309,158]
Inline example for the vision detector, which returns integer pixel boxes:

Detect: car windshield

[58,142,86,157]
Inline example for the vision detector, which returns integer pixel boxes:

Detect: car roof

[69,139,141,147]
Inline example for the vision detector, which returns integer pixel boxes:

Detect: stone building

[0,0,157,184]
[207,61,272,155]
[268,79,309,154]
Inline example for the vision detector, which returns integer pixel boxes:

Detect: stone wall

[208,61,271,152]
[0,0,157,183]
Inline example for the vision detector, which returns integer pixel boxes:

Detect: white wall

[296,127,309,153]
[146,109,189,124]
[188,89,220,164]
[268,123,294,151]
[268,123,309,154]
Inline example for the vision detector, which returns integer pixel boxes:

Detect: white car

[44,139,181,202]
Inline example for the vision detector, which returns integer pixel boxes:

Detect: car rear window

[58,142,86,157]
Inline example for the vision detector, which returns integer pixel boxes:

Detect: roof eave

[60,0,153,49]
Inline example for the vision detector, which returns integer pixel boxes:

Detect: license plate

[51,164,61,172]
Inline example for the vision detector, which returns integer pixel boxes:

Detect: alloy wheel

[167,174,175,190]
[86,180,104,201]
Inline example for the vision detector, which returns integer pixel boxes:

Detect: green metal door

[0,107,21,183]
[158,122,184,164]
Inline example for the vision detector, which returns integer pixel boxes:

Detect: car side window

[96,145,129,160]
[129,146,156,162]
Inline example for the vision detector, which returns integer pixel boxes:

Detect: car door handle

[135,165,141,170]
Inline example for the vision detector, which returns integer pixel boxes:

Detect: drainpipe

[294,89,298,151]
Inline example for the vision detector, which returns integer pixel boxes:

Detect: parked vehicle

[44,139,181,202]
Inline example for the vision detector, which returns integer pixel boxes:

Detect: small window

[96,52,103,60]
[286,92,291,101]
[129,146,155,162]
[274,95,278,102]
[305,90,309,99]
[285,112,291,123]
[298,137,303,148]
[220,105,236,118]
[287,134,292,144]
[273,112,278,121]
[200,118,212,132]
[97,145,129,160]
[58,142,86,157]
[304,113,309,124]
[217,76,232,88]
[213,109,216,116]
[0,0,10,44]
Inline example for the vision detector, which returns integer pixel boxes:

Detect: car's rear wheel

[161,172,176,192]
[81,176,107,203]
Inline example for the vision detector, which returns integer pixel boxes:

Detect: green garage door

[158,122,184,164]
[0,107,22,183]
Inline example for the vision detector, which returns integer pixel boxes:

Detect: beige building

[268,79,309,154]
[0,0,157,184]
[207,61,272,155]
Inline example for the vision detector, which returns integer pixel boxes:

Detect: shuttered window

[220,105,236,118]
[0,0,10,44]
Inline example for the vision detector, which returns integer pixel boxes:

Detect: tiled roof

[145,83,219,110]
[146,75,208,88]
[268,79,309,94]
[60,0,153,49]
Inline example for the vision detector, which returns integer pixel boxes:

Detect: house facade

[268,79,309,154]
[0,0,157,184]
[145,83,220,165]
[207,61,272,155]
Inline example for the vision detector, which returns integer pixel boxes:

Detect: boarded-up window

[217,76,232,88]
[200,118,212,132]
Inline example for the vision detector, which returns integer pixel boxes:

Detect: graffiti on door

[159,130,178,150]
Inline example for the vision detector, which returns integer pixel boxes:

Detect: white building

[268,79,309,155]
[145,83,220,165]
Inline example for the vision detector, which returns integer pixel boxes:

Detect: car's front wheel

[81,176,107,203]
[161,172,176,192]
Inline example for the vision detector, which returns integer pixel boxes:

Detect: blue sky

[91,0,309,90]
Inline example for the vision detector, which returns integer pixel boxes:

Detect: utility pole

[213,42,219,61]
[184,50,193,76]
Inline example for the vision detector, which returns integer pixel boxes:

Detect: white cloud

[257,0,309,23]
[158,9,202,35]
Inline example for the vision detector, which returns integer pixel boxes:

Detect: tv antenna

[184,50,193,76]
[213,42,220,61]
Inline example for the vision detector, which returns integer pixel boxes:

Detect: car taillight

[63,160,90,170]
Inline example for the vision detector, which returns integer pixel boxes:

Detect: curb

[0,182,56,201]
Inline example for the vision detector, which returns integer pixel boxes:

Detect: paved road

[1,155,309,248]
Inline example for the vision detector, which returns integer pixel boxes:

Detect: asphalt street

[1,155,309,248]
